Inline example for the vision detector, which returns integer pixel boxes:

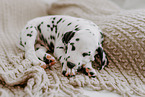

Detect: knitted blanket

[0,0,144,97]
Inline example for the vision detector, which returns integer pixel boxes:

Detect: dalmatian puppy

[17,15,109,77]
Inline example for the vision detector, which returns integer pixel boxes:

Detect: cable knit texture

[0,0,145,96]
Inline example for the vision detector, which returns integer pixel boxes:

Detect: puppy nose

[67,61,76,69]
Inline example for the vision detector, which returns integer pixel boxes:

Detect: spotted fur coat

[17,15,109,77]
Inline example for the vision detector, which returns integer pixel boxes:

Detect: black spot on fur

[52,25,55,28]
[52,21,54,24]
[62,20,65,23]
[38,57,41,61]
[57,46,64,49]
[66,56,70,61]
[70,43,75,51]
[76,38,79,41]
[24,42,26,45]
[53,17,56,20]
[97,47,103,61]
[58,56,62,61]
[75,28,80,31]
[57,18,63,24]
[82,52,90,57]
[44,38,48,44]
[78,62,80,65]
[47,24,57,33]
[62,31,75,44]
[65,46,68,54]
[75,25,78,28]
[55,25,58,34]
[62,70,66,75]
[37,24,42,33]
[50,27,53,31]
[47,44,53,52]
[39,34,45,41]
[67,62,75,69]
[35,47,39,51]
[70,43,74,45]
[50,42,54,51]
[50,35,55,40]
[57,33,60,38]
[27,34,32,37]
[62,62,64,67]
[26,27,28,29]
[90,72,94,75]
[47,25,50,27]
[67,23,72,26]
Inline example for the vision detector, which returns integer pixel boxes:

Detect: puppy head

[63,30,109,71]
[64,31,99,70]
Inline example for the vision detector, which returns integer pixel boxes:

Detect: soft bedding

[0,0,144,96]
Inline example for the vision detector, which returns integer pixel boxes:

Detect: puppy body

[18,15,108,77]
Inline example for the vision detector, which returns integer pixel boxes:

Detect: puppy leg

[82,62,96,78]
[54,45,76,77]
[62,61,77,77]
[35,44,56,68]
[21,26,47,68]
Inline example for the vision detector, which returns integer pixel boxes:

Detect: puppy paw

[82,64,96,78]
[62,71,76,77]
[62,69,76,77]
[43,54,56,67]
[62,62,76,77]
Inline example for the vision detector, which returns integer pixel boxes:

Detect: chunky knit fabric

[0,0,145,96]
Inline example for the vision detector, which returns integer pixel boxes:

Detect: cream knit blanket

[0,0,145,97]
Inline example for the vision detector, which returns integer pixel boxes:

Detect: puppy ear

[95,45,109,70]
